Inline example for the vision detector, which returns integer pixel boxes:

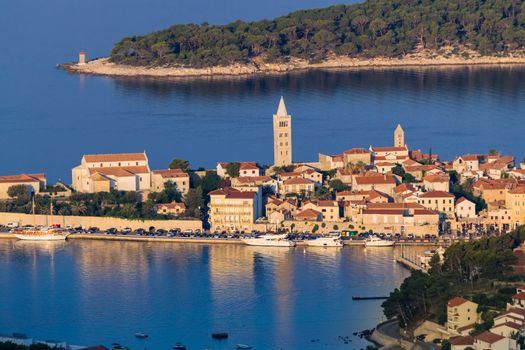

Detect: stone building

[273,96,292,166]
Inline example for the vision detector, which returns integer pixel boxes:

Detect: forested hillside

[110,0,525,67]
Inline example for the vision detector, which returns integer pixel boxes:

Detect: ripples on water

[0,240,424,349]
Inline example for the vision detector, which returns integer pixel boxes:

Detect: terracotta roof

[343,148,370,154]
[0,173,45,184]
[419,191,454,198]
[423,174,449,183]
[209,188,256,199]
[84,153,146,163]
[152,169,189,178]
[448,296,469,307]
[89,166,149,177]
[394,183,416,193]
[507,307,525,317]
[355,175,396,185]
[283,177,314,185]
[509,186,525,194]
[239,162,258,170]
[459,154,482,162]
[367,203,424,210]
[295,208,321,219]
[455,197,473,205]
[492,321,521,330]
[474,331,505,344]
[371,146,408,152]
[512,292,525,300]
[449,336,474,346]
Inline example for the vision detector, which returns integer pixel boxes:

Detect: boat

[242,234,295,247]
[236,345,253,349]
[173,342,187,350]
[211,332,228,339]
[305,234,343,247]
[134,332,148,338]
[364,236,395,247]
[110,344,129,350]
[11,226,70,241]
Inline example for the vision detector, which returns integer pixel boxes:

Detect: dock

[395,256,424,271]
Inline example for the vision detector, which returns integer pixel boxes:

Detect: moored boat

[305,234,343,247]
[364,236,395,247]
[242,234,295,247]
[236,345,253,349]
[173,342,187,350]
[11,226,70,241]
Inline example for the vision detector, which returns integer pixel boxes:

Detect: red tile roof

[344,148,370,154]
[84,153,146,163]
[448,296,469,307]
[423,174,449,183]
[419,191,454,198]
[283,177,314,185]
[512,292,525,300]
[89,166,149,177]
[152,169,189,178]
[0,173,45,184]
[371,146,408,152]
[209,187,256,199]
[474,331,505,344]
[295,208,321,219]
[449,336,474,346]
[355,175,396,185]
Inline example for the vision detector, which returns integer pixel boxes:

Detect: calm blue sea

[1,0,525,183]
[0,240,413,349]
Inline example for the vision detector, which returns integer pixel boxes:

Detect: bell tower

[273,96,292,166]
[394,124,405,148]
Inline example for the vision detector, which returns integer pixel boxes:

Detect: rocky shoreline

[59,49,525,79]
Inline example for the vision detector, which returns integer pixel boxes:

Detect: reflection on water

[0,240,418,349]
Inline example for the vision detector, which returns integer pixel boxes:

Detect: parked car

[6,222,19,228]
[122,227,132,234]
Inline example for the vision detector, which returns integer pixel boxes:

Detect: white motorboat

[364,236,395,247]
[11,226,70,241]
[306,234,343,247]
[242,234,295,247]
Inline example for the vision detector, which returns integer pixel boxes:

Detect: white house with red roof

[455,197,476,219]
[72,152,151,193]
[216,162,260,178]
[423,173,450,192]
[208,187,262,232]
[417,191,455,217]
[447,297,480,335]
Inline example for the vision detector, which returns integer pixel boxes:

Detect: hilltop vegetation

[382,226,525,329]
[110,0,525,68]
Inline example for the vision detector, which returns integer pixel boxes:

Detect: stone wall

[0,212,202,231]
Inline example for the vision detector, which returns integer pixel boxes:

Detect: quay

[396,256,424,271]
[0,231,452,248]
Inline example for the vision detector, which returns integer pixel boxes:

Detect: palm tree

[70,201,88,216]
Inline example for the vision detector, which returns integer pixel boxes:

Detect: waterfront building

[394,124,405,148]
[417,191,455,217]
[72,152,151,193]
[301,200,340,221]
[208,187,261,232]
[156,202,186,217]
[446,297,480,335]
[273,96,292,166]
[0,173,46,199]
[151,169,190,195]
[359,205,439,236]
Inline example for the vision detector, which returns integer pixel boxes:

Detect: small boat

[364,236,394,247]
[236,345,253,349]
[134,332,149,338]
[305,234,343,247]
[110,344,129,350]
[173,342,187,350]
[211,332,228,339]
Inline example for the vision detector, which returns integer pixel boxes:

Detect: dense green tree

[225,162,240,178]
[110,0,525,68]
[168,158,190,172]
[329,179,350,192]
[7,185,31,199]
